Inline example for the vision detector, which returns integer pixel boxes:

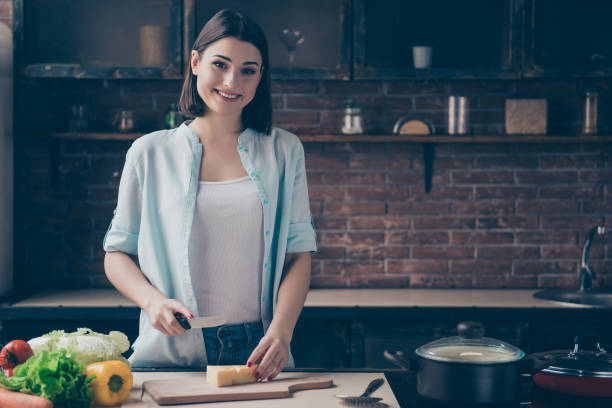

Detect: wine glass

[279,28,305,67]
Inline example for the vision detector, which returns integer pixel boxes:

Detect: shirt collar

[179,120,255,146]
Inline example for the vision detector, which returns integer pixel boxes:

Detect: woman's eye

[213,61,226,69]
[242,68,256,75]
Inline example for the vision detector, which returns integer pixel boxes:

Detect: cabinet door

[292,318,350,368]
[192,0,351,79]
[525,0,612,77]
[359,319,444,369]
[354,0,518,79]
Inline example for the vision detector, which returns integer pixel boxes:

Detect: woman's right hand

[143,296,194,336]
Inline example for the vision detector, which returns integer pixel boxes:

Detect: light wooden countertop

[6,288,588,309]
[305,289,589,308]
[125,371,400,408]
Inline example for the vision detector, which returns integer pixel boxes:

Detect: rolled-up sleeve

[103,148,142,255]
[286,143,317,254]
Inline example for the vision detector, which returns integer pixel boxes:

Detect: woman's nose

[223,70,238,87]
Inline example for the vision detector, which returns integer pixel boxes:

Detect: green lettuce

[28,328,130,366]
[0,349,94,408]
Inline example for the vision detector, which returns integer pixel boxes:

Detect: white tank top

[188,176,263,324]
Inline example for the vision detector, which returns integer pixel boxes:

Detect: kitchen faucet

[579,225,606,292]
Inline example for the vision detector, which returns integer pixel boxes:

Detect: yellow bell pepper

[86,360,133,406]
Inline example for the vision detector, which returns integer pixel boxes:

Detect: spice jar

[166,103,181,129]
[341,98,363,134]
[113,110,134,133]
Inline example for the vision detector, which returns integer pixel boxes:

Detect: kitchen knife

[175,314,227,330]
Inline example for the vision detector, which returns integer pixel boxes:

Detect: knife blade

[175,314,227,330]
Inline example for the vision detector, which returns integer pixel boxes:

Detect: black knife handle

[175,313,191,330]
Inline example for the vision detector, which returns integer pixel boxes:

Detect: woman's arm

[104,251,193,336]
[247,251,311,380]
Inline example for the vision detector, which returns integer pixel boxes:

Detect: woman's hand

[143,296,193,336]
[247,330,290,381]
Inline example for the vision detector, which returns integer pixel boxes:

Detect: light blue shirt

[103,122,317,367]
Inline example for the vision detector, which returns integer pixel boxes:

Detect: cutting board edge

[154,391,290,405]
[143,376,334,405]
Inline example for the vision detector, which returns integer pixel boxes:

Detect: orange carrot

[0,387,53,408]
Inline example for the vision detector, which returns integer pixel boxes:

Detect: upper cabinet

[189,0,351,79]
[524,0,612,77]
[19,0,183,79]
[353,0,519,79]
[14,0,612,80]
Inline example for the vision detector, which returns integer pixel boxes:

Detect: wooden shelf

[42,132,142,141]
[39,132,612,143]
[299,135,612,143]
[22,64,183,80]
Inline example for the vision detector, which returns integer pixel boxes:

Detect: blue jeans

[203,321,264,365]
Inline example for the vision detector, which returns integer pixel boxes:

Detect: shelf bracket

[423,143,435,193]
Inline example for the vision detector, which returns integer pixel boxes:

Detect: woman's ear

[190,50,200,76]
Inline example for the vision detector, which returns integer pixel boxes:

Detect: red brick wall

[0,0,11,28]
[16,77,612,291]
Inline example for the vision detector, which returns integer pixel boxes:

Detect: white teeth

[217,90,239,99]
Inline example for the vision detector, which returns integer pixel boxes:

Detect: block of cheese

[206,365,258,387]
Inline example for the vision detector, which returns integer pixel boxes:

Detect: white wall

[0,22,13,297]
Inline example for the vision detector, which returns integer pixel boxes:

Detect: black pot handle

[384,350,417,372]
[521,351,559,375]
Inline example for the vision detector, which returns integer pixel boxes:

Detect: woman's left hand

[247,330,290,381]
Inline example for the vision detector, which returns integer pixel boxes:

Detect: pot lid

[540,334,612,378]
[415,321,525,364]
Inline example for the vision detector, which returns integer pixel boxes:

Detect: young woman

[103,9,316,381]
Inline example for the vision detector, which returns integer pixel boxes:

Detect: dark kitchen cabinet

[2,302,612,369]
[14,0,612,80]
[190,0,351,80]
[19,0,183,79]
[291,318,351,368]
[524,0,612,78]
[353,0,521,79]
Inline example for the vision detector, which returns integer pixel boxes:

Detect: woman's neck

[189,113,243,143]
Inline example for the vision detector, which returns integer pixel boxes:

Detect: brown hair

[179,9,272,134]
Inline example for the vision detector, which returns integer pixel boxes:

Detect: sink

[534,289,612,307]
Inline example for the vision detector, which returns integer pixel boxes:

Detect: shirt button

[264,262,268,268]
[265,230,270,236]
[263,199,269,205]
[261,296,266,302]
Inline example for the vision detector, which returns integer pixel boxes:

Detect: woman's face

[191,37,263,119]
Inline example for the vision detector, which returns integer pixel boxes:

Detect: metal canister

[448,96,469,134]
[582,92,598,134]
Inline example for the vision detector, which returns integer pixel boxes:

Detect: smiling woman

[190,38,262,117]
[103,9,316,383]
[179,9,272,134]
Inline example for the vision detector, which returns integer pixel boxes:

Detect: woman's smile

[214,89,242,102]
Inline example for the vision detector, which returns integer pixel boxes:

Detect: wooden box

[505,99,548,134]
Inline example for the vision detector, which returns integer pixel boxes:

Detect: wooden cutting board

[143,375,333,405]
